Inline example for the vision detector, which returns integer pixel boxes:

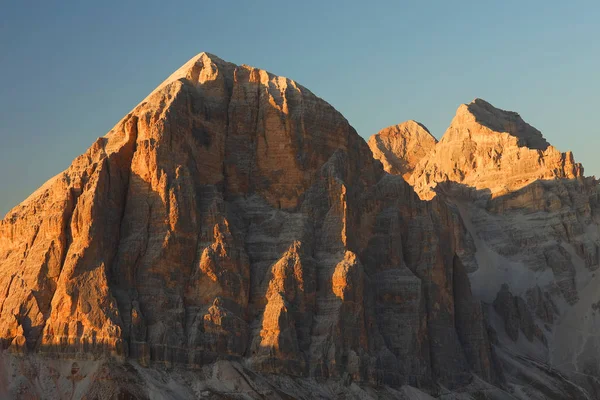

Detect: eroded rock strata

[0,53,507,398]
[1,54,598,399]
[369,98,600,399]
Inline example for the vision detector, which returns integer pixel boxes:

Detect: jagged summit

[139,52,235,103]
[401,98,582,199]
[367,99,558,188]
[447,98,550,150]
[367,120,437,179]
[161,52,231,82]
[139,52,306,110]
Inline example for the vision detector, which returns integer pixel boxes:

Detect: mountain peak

[368,120,437,179]
[140,51,236,103]
[405,99,582,199]
[450,98,550,151]
[381,120,434,137]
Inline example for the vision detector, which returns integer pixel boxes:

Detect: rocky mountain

[0,54,597,399]
[369,98,600,399]
[368,120,437,179]
[407,98,582,201]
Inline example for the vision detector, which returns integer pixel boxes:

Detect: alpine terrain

[1,53,599,399]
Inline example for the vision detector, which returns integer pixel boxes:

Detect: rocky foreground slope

[0,54,598,399]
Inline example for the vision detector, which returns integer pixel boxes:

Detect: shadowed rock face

[0,53,504,397]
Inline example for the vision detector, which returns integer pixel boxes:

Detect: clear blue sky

[1,1,598,216]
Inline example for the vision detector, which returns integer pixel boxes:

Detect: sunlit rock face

[368,120,437,180]
[0,53,510,398]
[409,98,582,200]
[370,98,600,398]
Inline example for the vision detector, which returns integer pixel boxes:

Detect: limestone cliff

[0,54,509,399]
[369,98,600,399]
